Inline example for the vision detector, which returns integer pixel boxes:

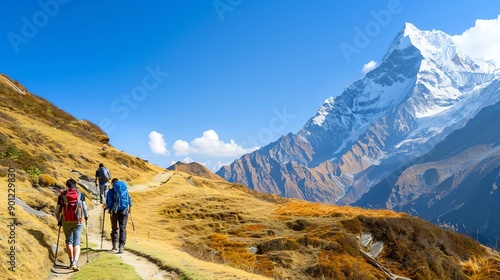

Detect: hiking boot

[71,260,79,271]
[68,258,74,269]
[118,244,124,254]
[111,243,118,251]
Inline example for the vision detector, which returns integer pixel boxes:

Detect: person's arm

[105,189,113,211]
[54,205,61,220]
[55,195,62,225]
[81,194,89,219]
[128,193,132,213]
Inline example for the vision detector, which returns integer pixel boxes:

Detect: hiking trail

[47,173,177,280]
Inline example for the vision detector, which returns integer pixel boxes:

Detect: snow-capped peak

[383,22,485,74]
[387,23,456,63]
[312,97,335,126]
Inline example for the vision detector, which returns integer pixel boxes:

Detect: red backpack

[60,188,83,223]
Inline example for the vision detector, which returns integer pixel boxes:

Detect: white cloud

[173,130,258,157]
[362,60,378,73]
[148,131,169,155]
[181,157,195,163]
[216,160,232,170]
[452,14,500,62]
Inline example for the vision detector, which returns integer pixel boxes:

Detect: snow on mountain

[218,22,500,208]
[303,22,498,166]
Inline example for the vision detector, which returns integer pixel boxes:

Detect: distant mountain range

[217,23,500,246]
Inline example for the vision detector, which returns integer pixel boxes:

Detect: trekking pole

[101,208,106,249]
[85,218,89,263]
[54,220,62,265]
[129,212,138,243]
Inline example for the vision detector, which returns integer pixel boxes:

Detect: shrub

[38,174,56,187]
[337,235,360,257]
[341,218,363,233]
[26,166,41,177]
[286,219,312,231]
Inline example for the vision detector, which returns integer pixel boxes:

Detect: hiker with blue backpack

[95,163,111,204]
[105,178,132,253]
[54,179,89,271]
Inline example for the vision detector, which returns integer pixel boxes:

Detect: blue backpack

[111,181,131,213]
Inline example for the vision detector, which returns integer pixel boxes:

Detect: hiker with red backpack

[54,179,89,271]
[105,178,132,253]
[95,163,111,204]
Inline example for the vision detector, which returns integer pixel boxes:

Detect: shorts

[63,222,83,246]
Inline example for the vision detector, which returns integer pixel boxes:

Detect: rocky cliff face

[354,99,500,246]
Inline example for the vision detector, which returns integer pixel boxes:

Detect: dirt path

[129,173,171,192]
[47,173,177,280]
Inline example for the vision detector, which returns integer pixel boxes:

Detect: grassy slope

[126,173,500,279]
[0,75,165,280]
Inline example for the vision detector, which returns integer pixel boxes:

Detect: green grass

[70,252,142,280]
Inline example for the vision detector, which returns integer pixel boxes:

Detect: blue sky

[2,1,500,170]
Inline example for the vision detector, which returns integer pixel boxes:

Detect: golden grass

[276,200,407,218]
[461,256,500,280]
[2,75,500,280]
[0,82,166,280]
[89,170,500,280]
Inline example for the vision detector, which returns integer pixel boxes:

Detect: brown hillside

[0,74,165,279]
[1,73,499,280]
[167,161,224,181]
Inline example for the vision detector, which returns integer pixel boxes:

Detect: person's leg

[65,244,74,265]
[73,223,83,263]
[110,213,119,250]
[71,223,82,270]
[118,211,128,253]
[99,184,105,203]
[63,223,74,266]
[103,183,109,200]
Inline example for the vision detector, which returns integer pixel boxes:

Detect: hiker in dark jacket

[95,163,111,204]
[105,178,132,253]
[54,179,88,271]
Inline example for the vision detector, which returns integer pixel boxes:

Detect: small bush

[341,218,363,233]
[38,174,56,187]
[286,219,312,231]
[257,238,287,254]
[26,166,41,177]
[337,235,360,257]
[298,236,327,248]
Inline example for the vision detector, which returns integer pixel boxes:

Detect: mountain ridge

[217,22,500,246]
